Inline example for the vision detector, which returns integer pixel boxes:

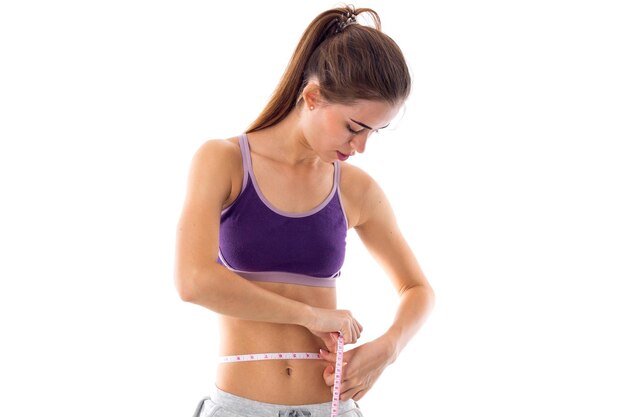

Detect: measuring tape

[330,333,344,417]
[218,333,345,417]
[219,352,322,362]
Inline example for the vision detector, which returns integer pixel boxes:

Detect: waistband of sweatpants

[209,385,358,417]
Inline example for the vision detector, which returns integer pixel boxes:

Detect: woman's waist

[217,316,325,357]
[215,352,331,404]
[215,317,334,403]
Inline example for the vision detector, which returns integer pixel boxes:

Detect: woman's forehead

[333,100,401,128]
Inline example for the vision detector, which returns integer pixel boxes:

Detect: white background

[1,1,625,416]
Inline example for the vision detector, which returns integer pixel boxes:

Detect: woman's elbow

[174,267,204,303]
[175,273,195,302]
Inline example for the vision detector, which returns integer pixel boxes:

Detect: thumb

[322,363,349,388]
[322,364,335,386]
[320,347,350,364]
[319,333,338,353]
[320,349,348,386]
[319,348,336,364]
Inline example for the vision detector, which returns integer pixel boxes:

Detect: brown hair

[246,5,411,133]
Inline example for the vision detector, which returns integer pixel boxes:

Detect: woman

[175,5,435,417]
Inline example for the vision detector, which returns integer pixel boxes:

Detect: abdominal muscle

[215,281,337,405]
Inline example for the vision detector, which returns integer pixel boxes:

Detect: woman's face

[302,98,401,163]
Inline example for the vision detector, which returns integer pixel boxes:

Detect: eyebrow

[349,118,391,131]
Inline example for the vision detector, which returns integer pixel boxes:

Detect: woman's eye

[347,126,362,135]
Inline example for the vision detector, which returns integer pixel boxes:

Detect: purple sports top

[218,133,348,287]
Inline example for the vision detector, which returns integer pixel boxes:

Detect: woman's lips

[337,151,350,161]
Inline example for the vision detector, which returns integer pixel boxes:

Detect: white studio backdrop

[1,1,625,416]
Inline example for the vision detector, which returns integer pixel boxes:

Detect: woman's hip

[192,386,363,417]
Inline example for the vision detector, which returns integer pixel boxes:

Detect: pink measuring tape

[330,333,345,417]
[219,333,345,417]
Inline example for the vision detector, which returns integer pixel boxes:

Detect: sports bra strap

[238,133,251,191]
[239,133,340,192]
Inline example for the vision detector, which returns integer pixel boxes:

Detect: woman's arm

[321,167,435,400]
[354,172,435,360]
[174,140,304,322]
[174,139,361,343]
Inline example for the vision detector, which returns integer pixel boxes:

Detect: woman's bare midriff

[215,280,337,405]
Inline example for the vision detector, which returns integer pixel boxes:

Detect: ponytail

[246,5,411,133]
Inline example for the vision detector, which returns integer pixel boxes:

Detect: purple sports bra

[217,133,348,287]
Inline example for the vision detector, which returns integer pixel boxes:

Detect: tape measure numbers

[330,334,345,417]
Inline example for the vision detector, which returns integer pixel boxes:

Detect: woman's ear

[301,81,323,109]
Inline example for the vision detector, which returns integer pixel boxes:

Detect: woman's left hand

[320,336,395,401]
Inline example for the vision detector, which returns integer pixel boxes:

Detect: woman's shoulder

[189,136,243,176]
[192,136,241,163]
[185,136,244,200]
[338,161,383,229]
[339,161,377,194]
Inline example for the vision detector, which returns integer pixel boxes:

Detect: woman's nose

[350,132,368,154]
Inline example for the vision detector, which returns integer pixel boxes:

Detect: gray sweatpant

[192,386,364,417]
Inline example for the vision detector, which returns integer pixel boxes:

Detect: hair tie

[336,12,357,33]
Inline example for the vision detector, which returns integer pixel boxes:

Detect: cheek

[318,111,349,143]
[306,112,338,147]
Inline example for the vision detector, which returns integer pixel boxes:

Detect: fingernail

[320,349,328,355]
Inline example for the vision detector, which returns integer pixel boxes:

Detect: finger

[319,348,336,364]
[341,325,351,344]
[330,376,358,399]
[333,331,342,348]
[353,390,367,402]
[346,322,358,344]
[355,319,363,338]
[319,349,349,368]
[320,332,342,352]
[350,321,359,342]
[340,384,363,401]
[323,363,349,387]
[342,327,355,344]
[324,336,336,353]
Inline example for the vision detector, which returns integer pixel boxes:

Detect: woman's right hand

[304,306,363,351]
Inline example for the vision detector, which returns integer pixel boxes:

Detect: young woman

[175,6,435,417]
